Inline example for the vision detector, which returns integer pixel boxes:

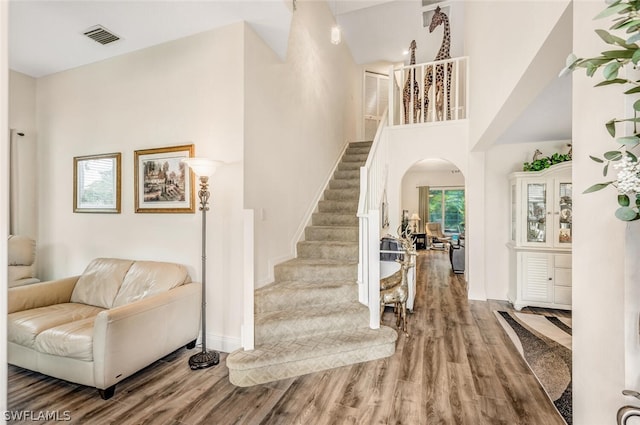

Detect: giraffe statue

[424,6,452,121]
[403,40,421,124]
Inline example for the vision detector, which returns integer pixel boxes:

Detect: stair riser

[348,142,372,149]
[333,170,360,180]
[311,213,358,227]
[228,341,396,387]
[297,242,358,261]
[324,189,359,201]
[255,283,358,313]
[305,227,358,242]
[341,153,369,163]
[274,263,357,282]
[255,311,369,344]
[329,179,360,189]
[337,162,362,171]
[346,147,371,156]
[318,200,359,214]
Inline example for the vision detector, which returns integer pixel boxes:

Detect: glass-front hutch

[508,162,572,310]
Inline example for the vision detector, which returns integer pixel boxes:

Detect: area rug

[494,310,572,425]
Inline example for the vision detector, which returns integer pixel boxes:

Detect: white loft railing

[389,56,469,126]
[357,109,389,328]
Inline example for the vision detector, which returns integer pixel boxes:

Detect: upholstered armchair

[8,235,40,287]
[425,222,451,250]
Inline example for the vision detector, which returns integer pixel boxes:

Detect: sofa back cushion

[8,235,36,266]
[112,260,190,307]
[70,258,134,308]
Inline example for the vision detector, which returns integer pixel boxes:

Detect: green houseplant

[563,0,640,221]
[522,150,571,172]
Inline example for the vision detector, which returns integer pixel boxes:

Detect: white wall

[484,140,570,300]
[35,24,246,352]
[244,0,359,286]
[8,71,37,239]
[573,2,627,423]
[465,0,571,150]
[386,122,469,233]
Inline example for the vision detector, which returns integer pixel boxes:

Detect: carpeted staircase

[227,141,398,387]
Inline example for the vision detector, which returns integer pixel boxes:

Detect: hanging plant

[562,0,640,221]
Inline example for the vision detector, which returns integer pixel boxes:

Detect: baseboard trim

[290,140,351,255]
[198,332,242,354]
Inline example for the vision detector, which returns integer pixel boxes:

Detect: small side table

[413,233,426,250]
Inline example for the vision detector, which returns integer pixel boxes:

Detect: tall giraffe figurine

[424,6,452,121]
[402,40,421,124]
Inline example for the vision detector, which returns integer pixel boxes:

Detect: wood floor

[7,250,567,425]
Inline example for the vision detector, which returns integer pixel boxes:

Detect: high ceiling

[8,0,571,154]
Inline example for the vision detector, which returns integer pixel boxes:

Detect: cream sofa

[8,235,40,287]
[7,258,201,399]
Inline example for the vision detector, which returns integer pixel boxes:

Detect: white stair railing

[390,56,469,126]
[357,109,389,328]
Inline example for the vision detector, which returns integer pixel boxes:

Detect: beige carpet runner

[227,142,397,386]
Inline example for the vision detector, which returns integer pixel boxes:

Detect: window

[429,188,465,234]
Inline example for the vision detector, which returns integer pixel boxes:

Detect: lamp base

[189,350,219,370]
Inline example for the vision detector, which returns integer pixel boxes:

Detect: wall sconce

[331,1,341,45]
[331,24,341,45]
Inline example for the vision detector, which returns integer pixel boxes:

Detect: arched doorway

[399,157,466,277]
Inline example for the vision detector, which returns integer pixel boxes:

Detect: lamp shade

[410,213,421,221]
[181,158,222,178]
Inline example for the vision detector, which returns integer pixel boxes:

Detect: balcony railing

[389,56,468,126]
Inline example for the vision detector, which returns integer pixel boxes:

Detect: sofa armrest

[92,282,201,389]
[8,276,80,314]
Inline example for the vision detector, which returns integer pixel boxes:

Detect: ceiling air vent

[83,25,120,45]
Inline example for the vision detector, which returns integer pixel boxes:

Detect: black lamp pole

[189,175,220,370]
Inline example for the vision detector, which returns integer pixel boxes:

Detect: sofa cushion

[8,235,35,266]
[34,317,95,361]
[70,258,134,308]
[7,303,105,349]
[8,266,37,284]
[112,260,190,307]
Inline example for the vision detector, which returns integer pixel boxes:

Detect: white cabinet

[509,162,572,249]
[511,252,572,310]
[508,163,572,310]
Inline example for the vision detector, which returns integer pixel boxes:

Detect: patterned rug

[494,310,572,425]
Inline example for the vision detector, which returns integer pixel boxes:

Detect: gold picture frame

[134,144,195,213]
[73,152,121,213]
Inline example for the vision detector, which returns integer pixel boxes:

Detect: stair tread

[279,258,358,266]
[257,301,366,324]
[227,326,397,370]
[299,239,358,245]
[255,280,358,313]
[257,279,356,293]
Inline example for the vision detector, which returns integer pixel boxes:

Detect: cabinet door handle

[548,277,553,281]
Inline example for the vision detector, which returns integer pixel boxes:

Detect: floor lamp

[182,157,222,370]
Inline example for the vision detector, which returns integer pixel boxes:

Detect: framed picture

[73,152,121,213]
[134,144,195,213]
